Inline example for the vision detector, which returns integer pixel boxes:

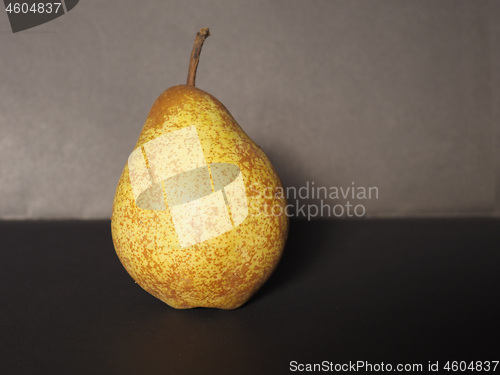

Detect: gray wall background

[1,0,499,219]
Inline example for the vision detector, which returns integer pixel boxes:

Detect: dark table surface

[1,219,499,375]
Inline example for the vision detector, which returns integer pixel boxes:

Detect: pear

[111,28,288,309]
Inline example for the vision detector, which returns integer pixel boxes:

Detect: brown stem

[187,27,210,86]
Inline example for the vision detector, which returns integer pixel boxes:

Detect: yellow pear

[111,28,288,309]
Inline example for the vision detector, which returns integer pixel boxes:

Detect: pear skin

[111,28,288,309]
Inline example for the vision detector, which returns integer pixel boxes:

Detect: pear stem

[187,27,210,87]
